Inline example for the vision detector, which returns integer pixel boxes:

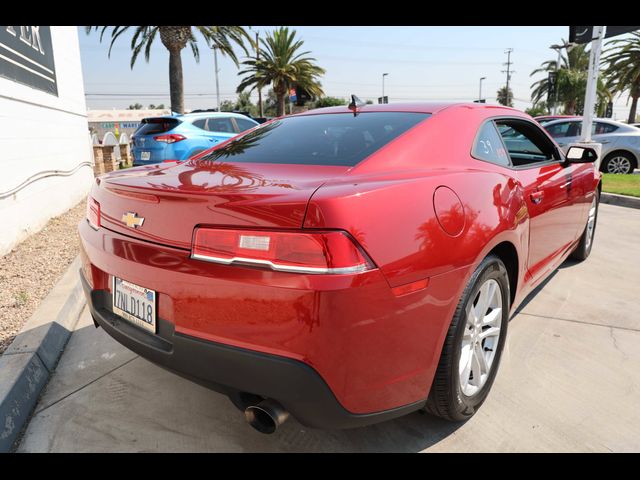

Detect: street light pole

[382,73,389,103]
[255,31,263,117]
[550,43,567,115]
[479,77,486,102]
[213,45,220,111]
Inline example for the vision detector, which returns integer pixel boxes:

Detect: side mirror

[566,145,598,163]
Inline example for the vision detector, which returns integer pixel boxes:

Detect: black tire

[570,190,600,261]
[424,254,510,422]
[601,151,636,174]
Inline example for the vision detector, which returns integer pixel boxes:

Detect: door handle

[530,191,544,204]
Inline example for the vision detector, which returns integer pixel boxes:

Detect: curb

[0,256,85,452]
[600,192,640,209]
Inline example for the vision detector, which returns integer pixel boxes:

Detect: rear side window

[207,117,235,133]
[192,118,207,130]
[200,112,430,166]
[472,121,510,166]
[235,117,258,132]
[594,122,618,134]
[134,118,180,136]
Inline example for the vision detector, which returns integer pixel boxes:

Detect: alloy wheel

[459,279,503,397]
[606,156,632,174]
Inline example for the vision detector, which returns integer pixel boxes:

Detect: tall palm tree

[530,41,610,115]
[86,26,251,114]
[236,27,325,116]
[496,86,514,107]
[602,32,640,123]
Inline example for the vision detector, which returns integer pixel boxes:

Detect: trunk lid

[94,160,349,250]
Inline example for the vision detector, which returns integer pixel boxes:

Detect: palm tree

[86,26,251,114]
[530,41,610,115]
[236,27,325,116]
[602,32,640,123]
[496,86,514,107]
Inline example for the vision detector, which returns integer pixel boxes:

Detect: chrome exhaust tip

[244,399,289,434]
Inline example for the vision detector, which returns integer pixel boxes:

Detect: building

[0,26,93,255]
[88,108,171,144]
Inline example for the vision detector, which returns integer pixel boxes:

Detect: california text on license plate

[141,151,151,161]
[112,277,156,333]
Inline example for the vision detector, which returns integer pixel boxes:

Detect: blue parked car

[131,112,259,165]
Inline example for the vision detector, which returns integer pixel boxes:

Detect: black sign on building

[0,26,57,96]
[569,26,640,44]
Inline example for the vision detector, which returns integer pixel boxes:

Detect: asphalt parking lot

[16,203,640,452]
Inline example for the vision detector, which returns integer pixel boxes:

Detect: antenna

[348,95,367,116]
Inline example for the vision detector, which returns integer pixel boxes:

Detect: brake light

[191,229,375,275]
[87,197,100,229]
[154,134,186,144]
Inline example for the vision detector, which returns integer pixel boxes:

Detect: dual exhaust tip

[244,398,289,434]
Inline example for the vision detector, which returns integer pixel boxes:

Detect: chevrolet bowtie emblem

[122,212,145,228]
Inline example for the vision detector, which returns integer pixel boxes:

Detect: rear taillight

[191,228,375,275]
[87,197,100,229]
[153,134,186,144]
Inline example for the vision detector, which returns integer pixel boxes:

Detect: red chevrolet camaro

[79,102,601,433]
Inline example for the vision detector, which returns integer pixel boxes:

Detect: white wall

[0,26,93,255]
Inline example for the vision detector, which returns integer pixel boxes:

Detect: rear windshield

[199,112,430,166]
[134,118,180,136]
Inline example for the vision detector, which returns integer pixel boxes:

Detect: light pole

[212,45,220,111]
[382,73,389,103]
[550,42,573,115]
[479,77,486,102]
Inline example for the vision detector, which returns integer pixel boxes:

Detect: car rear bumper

[80,271,425,429]
[78,218,467,426]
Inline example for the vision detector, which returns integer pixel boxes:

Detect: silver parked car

[543,118,640,174]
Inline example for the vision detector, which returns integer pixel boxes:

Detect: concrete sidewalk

[17,204,640,452]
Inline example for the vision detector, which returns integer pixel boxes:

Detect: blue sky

[78,26,635,121]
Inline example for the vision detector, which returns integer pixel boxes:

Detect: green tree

[312,96,347,108]
[233,91,257,115]
[219,100,235,112]
[601,32,640,123]
[148,103,166,109]
[237,27,325,116]
[497,86,514,107]
[86,26,251,114]
[525,102,549,117]
[128,103,143,110]
[530,41,610,115]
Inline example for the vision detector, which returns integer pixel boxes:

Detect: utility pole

[213,45,220,111]
[255,31,263,117]
[479,77,486,102]
[382,73,389,103]
[501,48,514,106]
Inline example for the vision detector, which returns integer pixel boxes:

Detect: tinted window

[472,121,510,166]
[236,117,258,132]
[496,120,557,167]
[192,118,207,130]
[134,118,180,136]
[594,122,619,134]
[200,112,430,166]
[545,121,573,138]
[207,117,235,133]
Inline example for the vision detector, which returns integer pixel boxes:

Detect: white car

[543,118,640,174]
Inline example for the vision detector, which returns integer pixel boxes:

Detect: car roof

[542,117,630,128]
[142,112,257,122]
[298,101,523,116]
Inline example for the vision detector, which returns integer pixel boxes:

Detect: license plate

[112,277,156,333]
[140,151,151,161]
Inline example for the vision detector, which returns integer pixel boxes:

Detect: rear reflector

[87,197,100,229]
[191,228,375,274]
[391,278,429,297]
[154,134,186,144]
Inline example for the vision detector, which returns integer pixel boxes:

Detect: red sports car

[79,102,601,434]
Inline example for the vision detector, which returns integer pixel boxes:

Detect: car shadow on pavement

[20,319,466,453]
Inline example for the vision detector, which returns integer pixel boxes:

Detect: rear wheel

[570,191,599,261]
[424,255,510,422]
[601,152,635,174]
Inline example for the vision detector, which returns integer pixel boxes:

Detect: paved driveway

[17,204,640,452]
